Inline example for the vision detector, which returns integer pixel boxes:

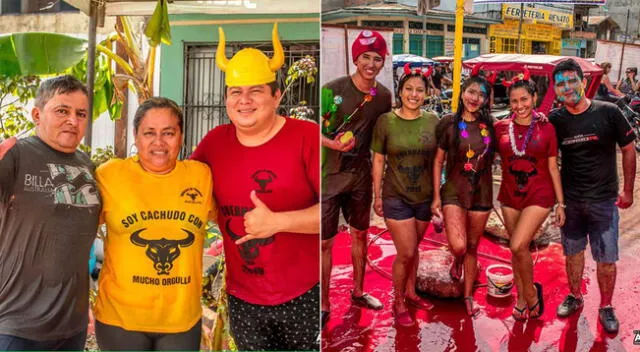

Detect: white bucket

[486,264,514,298]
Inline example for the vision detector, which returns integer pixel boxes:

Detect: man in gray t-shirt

[0,75,100,350]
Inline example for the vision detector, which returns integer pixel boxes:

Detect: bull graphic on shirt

[130,228,195,275]
[225,218,274,267]
[508,158,538,192]
[398,164,423,185]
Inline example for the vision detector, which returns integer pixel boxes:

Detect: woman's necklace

[459,119,491,172]
[508,111,537,157]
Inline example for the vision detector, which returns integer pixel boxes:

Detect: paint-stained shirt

[94,158,213,332]
[322,76,392,177]
[0,136,100,340]
[192,118,319,305]
[495,119,558,209]
[371,110,439,204]
[550,100,635,202]
[436,115,494,209]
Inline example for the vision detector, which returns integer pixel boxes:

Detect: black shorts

[95,319,201,351]
[322,171,373,240]
[228,284,320,351]
[382,198,432,221]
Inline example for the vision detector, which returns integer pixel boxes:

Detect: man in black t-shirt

[549,59,636,334]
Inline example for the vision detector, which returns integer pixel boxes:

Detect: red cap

[351,30,388,62]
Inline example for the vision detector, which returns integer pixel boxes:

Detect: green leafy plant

[0,75,39,139]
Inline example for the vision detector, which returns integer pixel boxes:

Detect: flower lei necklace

[459,119,491,172]
[508,110,538,157]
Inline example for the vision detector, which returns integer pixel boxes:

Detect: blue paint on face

[554,71,584,106]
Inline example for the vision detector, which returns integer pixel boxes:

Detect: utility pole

[516,3,524,53]
[618,9,631,83]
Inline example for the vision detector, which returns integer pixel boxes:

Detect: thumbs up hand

[238,190,280,245]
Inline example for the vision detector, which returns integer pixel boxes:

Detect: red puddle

[322,225,640,351]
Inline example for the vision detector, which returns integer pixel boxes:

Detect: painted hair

[552,58,584,81]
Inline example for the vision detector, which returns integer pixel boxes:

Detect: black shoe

[556,294,584,317]
[351,292,383,310]
[599,306,619,333]
[321,310,330,328]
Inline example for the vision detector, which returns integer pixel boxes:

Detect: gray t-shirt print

[0,136,100,340]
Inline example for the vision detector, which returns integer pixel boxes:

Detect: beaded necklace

[459,119,491,172]
[508,110,538,157]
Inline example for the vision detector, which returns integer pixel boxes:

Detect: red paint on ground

[322,225,640,351]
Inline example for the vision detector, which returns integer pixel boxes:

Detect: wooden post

[114,34,129,158]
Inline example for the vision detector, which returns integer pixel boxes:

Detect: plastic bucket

[486,264,514,298]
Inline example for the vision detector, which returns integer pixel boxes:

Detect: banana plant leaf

[145,0,172,47]
[0,32,87,76]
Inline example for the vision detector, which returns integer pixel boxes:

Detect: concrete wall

[0,12,120,34]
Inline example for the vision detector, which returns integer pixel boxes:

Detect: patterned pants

[228,284,319,351]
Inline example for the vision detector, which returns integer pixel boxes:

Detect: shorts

[228,284,319,351]
[382,197,432,221]
[442,201,492,212]
[560,199,619,263]
[322,170,372,240]
[95,319,201,351]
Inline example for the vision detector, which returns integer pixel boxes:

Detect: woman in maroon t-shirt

[495,79,565,321]
[432,75,496,316]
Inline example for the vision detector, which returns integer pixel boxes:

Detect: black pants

[229,284,320,351]
[0,329,86,351]
[95,319,201,351]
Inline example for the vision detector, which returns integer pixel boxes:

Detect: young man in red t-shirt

[191,24,319,351]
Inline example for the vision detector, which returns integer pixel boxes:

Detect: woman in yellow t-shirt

[94,97,214,350]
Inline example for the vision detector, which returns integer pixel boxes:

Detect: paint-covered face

[553,71,586,107]
[509,87,537,120]
[399,76,427,111]
[461,82,488,113]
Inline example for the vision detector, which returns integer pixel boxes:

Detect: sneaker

[556,294,584,317]
[351,292,383,310]
[599,306,619,333]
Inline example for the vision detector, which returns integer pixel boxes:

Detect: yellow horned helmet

[216,23,285,87]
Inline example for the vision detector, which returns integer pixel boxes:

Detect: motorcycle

[613,96,640,152]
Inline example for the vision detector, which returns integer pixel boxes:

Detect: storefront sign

[502,4,574,29]
[570,31,597,40]
[562,39,585,49]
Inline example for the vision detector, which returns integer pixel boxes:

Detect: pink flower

[464,163,473,171]
[483,136,491,144]
[461,130,469,138]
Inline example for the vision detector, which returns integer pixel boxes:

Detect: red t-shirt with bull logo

[495,119,558,210]
[192,117,319,305]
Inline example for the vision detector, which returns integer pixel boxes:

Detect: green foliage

[78,145,116,166]
[0,33,87,76]
[67,44,123,121]
[0,75,39,139]
[145,0,172,47]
